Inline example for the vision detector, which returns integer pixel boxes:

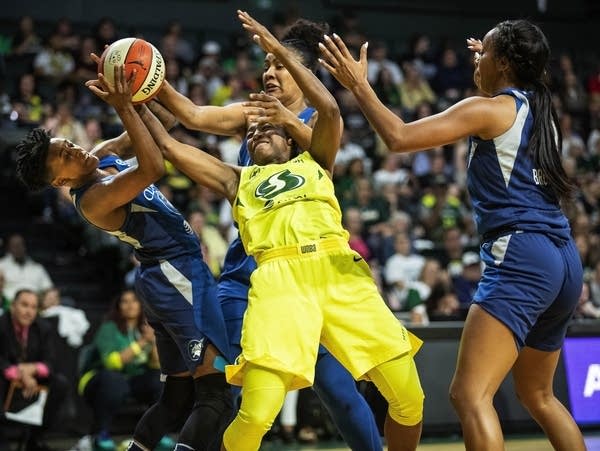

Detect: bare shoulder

[455,95,516,140]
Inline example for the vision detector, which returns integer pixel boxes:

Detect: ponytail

[528,80,575,202]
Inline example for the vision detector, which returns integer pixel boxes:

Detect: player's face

[262,53,303,107]
[473,29,501,96]
[246,122,292,165]
[47,138,99,187]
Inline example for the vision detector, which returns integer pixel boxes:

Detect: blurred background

[0,0,598,449]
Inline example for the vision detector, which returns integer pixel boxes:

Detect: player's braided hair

[493,20,575,201]
[282,18,330,73]
[15,128,52,192]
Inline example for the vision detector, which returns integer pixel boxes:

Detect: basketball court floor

[47,432,600,450]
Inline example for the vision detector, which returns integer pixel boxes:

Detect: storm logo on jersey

[255,169,305,200]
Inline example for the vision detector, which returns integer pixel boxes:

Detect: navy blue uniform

[72,155,230,374]
[217,108,382,450]
[467,88,582,350]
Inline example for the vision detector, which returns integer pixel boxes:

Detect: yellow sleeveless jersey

[233,151,349,256]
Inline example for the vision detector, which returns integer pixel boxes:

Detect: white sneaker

[67,435,93,451]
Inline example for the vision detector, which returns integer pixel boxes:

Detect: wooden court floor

[259,434,600,450]
[50,433,600,450]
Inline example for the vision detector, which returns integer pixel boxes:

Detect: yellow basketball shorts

[225,238,422,390]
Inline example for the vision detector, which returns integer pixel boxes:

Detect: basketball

[98,37,165,104]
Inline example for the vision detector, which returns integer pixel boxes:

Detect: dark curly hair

[281,18,330,73]
[493,19,575,202]
[15,128,52,192]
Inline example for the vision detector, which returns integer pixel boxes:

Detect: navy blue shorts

[135,254,230,374]
[474,231,582,351]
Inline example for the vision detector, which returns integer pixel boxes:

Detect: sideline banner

[563,337,600,425]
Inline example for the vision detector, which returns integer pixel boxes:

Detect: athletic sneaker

[93,437,116,451]
[156,436,176,451]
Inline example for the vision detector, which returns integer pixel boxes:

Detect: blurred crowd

[0,9,599,449]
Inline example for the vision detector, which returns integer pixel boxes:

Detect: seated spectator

[0,233,53,301]
[187,210,228,278]
[0,289,69,451]
[451,251,482,318]
[38,287,89,348]
[78,290,168,451]
[573,281,600,320]
[10,16,42,56]
[11,73,50,127]
[0,271,8,312]
[32,34,75,81]
[383,231,425,310]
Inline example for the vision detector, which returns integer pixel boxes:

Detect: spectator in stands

[572,281,600,320]
[78,289,172,451]
[10,15,42,56]
[372,65,402,108]
[187,210,228,278]
[426,283,461,322]
[33,35,75,81]
[0,289,69,451]
[431,47,470,108]
[384,228,424,276]
[343,207,372,262]
[93,18,118,50]
[38,287,89,348]
[398,62,436,120]
[367,40,403,88]
[0,233,53,301]
[159,21,195,68]
[11,73,49,127]
[437,226,467,277]
[451,251,482,318]
[342,176,391,234]
[418,175,468,243]
[0,271,8,312]
[43,101,92,150]
[373,154,408,190]
[71,36,99,85]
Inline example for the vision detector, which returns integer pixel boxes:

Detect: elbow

[152,159,166,179]
[319,97,341,122]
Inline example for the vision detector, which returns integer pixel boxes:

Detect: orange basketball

[98,38,165,104]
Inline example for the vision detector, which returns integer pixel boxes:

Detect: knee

[388,383,424,427]
[515,386,553,413]
[448,380,469,412]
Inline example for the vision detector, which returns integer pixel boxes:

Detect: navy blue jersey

[71,155,201,265]
[466,88,571,240]
[218,107,315,295]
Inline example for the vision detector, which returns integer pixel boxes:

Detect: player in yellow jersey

[140,10,424,451]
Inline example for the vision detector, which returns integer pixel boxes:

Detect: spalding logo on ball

[98,38,165,104]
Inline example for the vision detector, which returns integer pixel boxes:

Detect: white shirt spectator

[0,254,53,300]
[40,305,90,347]
[384,253,425,286]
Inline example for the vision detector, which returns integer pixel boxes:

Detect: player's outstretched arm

[89,99,180,161]
[82,66,165,224]
[319,34,499,152]
[157,80,247,137]
[238,10,341,173]
[141,106,241,204]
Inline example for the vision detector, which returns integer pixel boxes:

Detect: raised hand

[243,91,296,127]
[85,64,135,111]
[318,34,368,91]
[467,37,482,63]
[237,9,281,55]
